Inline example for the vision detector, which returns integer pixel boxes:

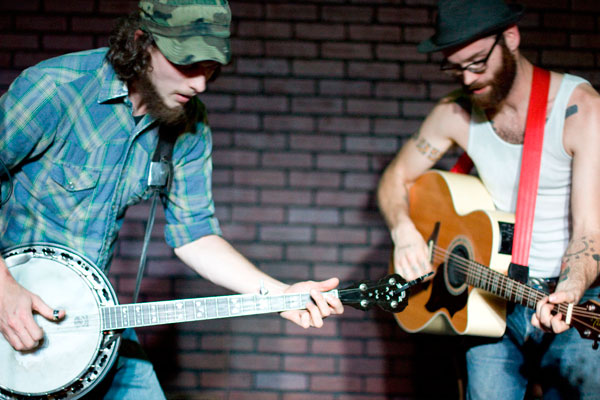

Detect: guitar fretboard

[465,259,548,309]
[101,290,339,331]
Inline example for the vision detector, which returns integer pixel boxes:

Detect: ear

[502,25,520,52]
[134,29,144,41]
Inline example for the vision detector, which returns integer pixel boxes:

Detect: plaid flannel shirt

[0,48,221,271]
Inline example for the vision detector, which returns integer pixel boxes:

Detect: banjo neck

[101,272,430,331]
[101,291,338,331]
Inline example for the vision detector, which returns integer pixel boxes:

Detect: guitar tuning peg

[593,341,599,351]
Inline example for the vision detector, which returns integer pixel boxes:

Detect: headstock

[569,299,600,350]
[339,272,432,313]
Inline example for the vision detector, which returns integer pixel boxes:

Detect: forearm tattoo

[558,266,571,284]
[560,236,598,283]
[411,131,443,162]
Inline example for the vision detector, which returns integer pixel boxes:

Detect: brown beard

[136,70,190,126]
[464,43,517,111]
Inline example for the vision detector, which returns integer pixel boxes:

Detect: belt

[527,277,558,293]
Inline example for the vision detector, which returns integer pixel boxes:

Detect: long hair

[106,12,154,82]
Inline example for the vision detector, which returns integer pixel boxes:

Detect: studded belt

[527,277,558,293]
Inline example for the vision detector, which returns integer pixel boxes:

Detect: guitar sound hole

[447,244,468,290]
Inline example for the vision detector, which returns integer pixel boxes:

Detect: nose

[188,74,207,94]
[461,70,479,87]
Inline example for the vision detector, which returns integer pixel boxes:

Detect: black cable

[0,158,13,207]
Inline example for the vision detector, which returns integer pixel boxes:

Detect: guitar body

[392,170,514,337]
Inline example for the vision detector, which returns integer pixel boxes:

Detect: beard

[464,43,517,110]
[136,71,190,126]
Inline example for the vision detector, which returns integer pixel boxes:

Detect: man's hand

[391,222,432,281]
[531,289,579,334]
[0,273,65,351]
[280,277,344,328]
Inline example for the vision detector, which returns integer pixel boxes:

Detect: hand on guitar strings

[0,269,66,351]
[280,278,344,328]
[391,222,433,281]
[531,289,578,334]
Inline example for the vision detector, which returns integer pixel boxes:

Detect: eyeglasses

[440,33,502,77]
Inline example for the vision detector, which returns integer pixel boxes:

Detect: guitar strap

[508,66,551,282]
[450,95,475,174]
[449,152,474,174]
[132,125,176,303]
[451,67,551,283]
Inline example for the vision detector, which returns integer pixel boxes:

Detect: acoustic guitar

[0,243,427,400]
[390,170,600,347]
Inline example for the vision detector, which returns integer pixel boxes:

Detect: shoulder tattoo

[565,104,578,119]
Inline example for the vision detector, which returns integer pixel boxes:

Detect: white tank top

[467,74,588,278]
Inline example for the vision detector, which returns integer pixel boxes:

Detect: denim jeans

[88,329,166,400]
[466,285,600,400]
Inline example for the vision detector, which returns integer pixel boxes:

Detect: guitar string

[431,245,600,334]
[427,245,598,320]
[432,246,598,319]
[30,289,360,335]
[35,280,413,336]
[36,301,314,334]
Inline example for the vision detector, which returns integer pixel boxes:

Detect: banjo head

[0,244,121,399]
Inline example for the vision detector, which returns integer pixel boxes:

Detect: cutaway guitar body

[392,170,514,337]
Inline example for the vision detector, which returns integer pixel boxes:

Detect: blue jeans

[466,285,600,400]
[90,329,166,400]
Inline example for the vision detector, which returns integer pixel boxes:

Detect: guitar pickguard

[425,261,468,316]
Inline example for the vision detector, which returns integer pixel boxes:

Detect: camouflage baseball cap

[139,0,231,65]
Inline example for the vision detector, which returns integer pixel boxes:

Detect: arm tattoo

[561,236,598,283]
[563,236,592,258]
[411,131,443,162]
[559,266,570,284]
[565,104,578,119]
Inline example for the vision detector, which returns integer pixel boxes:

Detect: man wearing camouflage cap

[0,0,344,398]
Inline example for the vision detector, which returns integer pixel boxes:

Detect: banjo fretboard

[100,291,338,330]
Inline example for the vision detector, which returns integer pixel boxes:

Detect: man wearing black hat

[377,0,600,398]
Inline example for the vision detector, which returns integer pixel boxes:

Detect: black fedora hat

[418,0,524,53]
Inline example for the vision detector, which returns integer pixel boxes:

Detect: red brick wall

[2,1,600,399]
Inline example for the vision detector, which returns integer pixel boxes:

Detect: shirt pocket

[44,162,101,223]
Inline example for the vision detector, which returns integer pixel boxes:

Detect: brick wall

[2,1,600,399]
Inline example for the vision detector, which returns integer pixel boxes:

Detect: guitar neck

[100,290,339,331]
[463,256,550,310]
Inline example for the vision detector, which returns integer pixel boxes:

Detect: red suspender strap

[510,66,551,274]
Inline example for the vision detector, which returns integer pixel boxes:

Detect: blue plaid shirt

[0,48,221,271]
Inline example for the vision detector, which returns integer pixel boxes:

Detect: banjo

[0,243,426,399]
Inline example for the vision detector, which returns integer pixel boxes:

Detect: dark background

[2,0,600,399]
